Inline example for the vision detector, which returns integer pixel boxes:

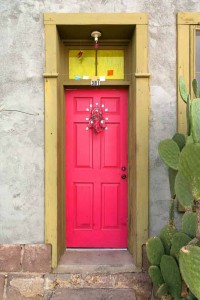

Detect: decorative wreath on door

[86,104,108,133]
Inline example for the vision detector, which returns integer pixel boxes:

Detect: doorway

[44,13,149,267]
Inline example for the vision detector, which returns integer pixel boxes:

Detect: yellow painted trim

[135,73,151,78]
[45,78,58,268]
[135,24,149,266]
[177,12,200,25]
[44,13,148,25]
[43,73,59,78]
[44,24,59,268]
[177,24,190,134]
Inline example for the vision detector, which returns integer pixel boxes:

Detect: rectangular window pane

[97,50,124,79]
[69,50,95,79]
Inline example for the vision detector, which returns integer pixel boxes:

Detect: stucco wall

[0,0,200,243]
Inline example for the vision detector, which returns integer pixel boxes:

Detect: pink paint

[66,89,128,247]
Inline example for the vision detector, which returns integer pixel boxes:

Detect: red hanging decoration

[87,107,106,133]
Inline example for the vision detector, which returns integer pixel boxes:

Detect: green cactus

[186,94,191,135]
[182,212,197,239]
[146,236,165,265]
[175,143,200,211]
[175,171,193,208]
[179,77,189,103]
[159,224,178,254]
[158,139,180,170]
[170,232,191,261]
[192,79,199,98]
[160,255,182,300]
[191,98,200,143]
[168,198,175,226]
[148,265,164,287]
[168,168,178,198]
[189,290,199,300]
[186,135,194,145]
[180,245,200,299]
[156,283,169,298]
[172,133,186,151]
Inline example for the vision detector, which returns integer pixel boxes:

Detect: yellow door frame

[44,13,150,268]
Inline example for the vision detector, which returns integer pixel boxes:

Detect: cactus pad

[168,168,178,198]
[175,172,193,208]
[146,236,165,265]
[160,255,182,300]
[182,212,197,238]
[172,133,186,151]
[180,245,200,299]
[191,98,200,143]
[179,77,189,103]
[159,224,178,254]
[148,265,164,287]
[186,94,191,135]
[192,79,199,98]
[156,283,169,298]
[175,143,200,206]
[189,290,199,300]
[158,139,180,170]
[170,232,191,260]
[186,135,194,145]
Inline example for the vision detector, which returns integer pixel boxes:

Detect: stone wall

[1,0,200,243]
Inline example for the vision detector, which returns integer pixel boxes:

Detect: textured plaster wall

[0,0,200,243]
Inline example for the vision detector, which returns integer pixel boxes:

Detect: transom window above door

[68,49,124,80]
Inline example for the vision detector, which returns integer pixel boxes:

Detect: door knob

[121,174,127,179]
[121,166,126,171]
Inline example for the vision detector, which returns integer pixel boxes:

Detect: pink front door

[66,89,128,247]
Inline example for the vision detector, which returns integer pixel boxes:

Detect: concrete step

[49,288,137,300]
[44,250,152,300]
[53,249,140,274]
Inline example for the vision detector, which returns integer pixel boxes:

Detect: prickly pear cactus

[160,255,182,300]
[182,212,197,239]
[156,283,169,298]
[177,143,200,202]
[158,139,180,170]
[159,225,178,254]
[191,98,200,143]
[168,168,177,198]
[189,290,199,300]
[170,232,191,260]
[180,245,200,299]
[175,171,193,208]
[148,265,164,287]
[192,79,199,98]
[172,133,186,151]
[179,77,189,103]
[146,236,165,265]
